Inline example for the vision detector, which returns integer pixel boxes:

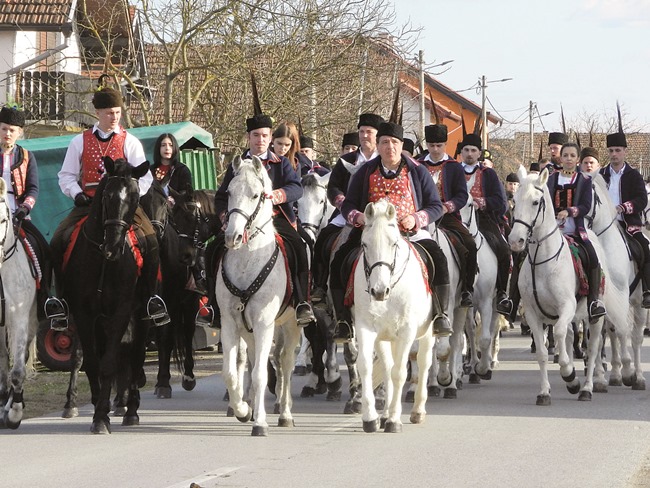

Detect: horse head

[100,156,149,261]
[298,172,333,243]
[223,155,273,250]
[508,167,553,252]
[140,178,170,243]
[361,200,400,301]
[587,173,618,234]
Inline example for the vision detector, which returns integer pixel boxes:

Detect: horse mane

[193,189,216,217]
[301,173,320,189]
[590,172,617,217]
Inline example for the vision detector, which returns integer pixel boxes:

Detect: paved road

[5,329,650,488]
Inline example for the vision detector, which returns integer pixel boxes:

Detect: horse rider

[311,113,384,304]
[548,142,606,321]
[340,132,360,155]
[214,111,316,326]
[543,131,568,174]
[419,123,476,308]
[599,120,650,308]
[47,86,170,328]
[150,132,214,327]
[0,105,55,319]
[297,134,330,177]
[331,121,453,342]
[459,130,513,317]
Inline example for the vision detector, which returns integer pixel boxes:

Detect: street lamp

[480,75,512,147]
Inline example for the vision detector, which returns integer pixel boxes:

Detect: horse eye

[252,194,259,199]
[533,200,539,206]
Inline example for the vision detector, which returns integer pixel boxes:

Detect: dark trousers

[312,223,343,291]
[440,213,477,292]
[477,213,511,294]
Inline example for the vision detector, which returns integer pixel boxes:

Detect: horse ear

[364,202,375,221]
[320,172,331,186]
[340,158,357,175]
[386,202,396,220]
[539,167,549,186]
[133,161,150,179]
[251,155,263,173]
[169,186,180,201]
[517,164,528,182]
[103,156,115,174]
[232,155,242,172]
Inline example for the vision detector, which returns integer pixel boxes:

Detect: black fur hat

[606,102,627,148]
[92,87,123,109]
[357,113,384,130]
[548,132,568,146]
[376,122,403,141]
[0,106,25,127]
[424,124,448,143]
[299,135,314,149]
[580,147,599,161]
[403,138,415,154]
[341,132,360,148]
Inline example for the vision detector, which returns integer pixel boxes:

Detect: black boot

[431,284,453,337]
[295,270,315,326]
[44,297,69,331]
[460,290,473,308]
[642,263,650,308]
[587,267,606,322]
[330,287,353,343]
[190,245,208,296]
[495,290,513,317]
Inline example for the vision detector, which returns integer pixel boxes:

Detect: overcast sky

[393,0,650,135]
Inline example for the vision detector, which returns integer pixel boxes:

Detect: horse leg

[630,307,647,390]
[465,309,481,384]
[0,325,9,417]
[385,339,410,433]
[410,334,433,424]
[123,318,148,426]
[579,317,604,401]
[615,318,634,387]
[444,326,464,398]
[475,302,495,379]
[277,321,301,427]
[324,324,342,401]
[301,320,326,397]
[343,341,361,414]
[592,325,608,393]
[356,326,379,432]
[527,313,551,405]
[374,341,391,426]
[294,329,310,376]
[435,336,452,390]
[3,314,33,429]
[607,326,623,386]
[154,321,173,399]
[221,322,250,421]
[63,336,83,418]
[404,342,419,403]
[553,308,580,395]
[250,324,275,436]
[181,299,197,391]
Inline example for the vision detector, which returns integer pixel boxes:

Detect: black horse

[58,157,153,434]
[141,180,216,398]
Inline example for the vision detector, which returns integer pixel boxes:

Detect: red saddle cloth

[62,216,144,275]
[564,235,603,297]
[344,241,430,307]
[275,233,293,310]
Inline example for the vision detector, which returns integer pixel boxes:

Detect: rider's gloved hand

[12,204,30,223]
[74,192,92,207]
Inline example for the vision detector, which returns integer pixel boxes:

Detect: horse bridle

[361,237,410,293]
[300,183,329,235]
[174,200,210,252]
[225,177,272,242]
[463,203,485,250]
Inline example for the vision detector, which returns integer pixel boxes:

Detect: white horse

[459,195,500,381]
[589,174,644,390]
[508,167,626,404]
[0,178,38,429]
[353,200,435,432]
[297,172,334,244]
[216,155,301,436]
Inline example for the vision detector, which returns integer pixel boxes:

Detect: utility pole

[529,100,536,162]
[480,75,487,147]
[419,50,425,143]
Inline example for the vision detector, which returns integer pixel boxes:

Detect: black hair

[153,133,180,167]
[560,142,580,157]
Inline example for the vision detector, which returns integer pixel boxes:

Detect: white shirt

[356,149,378,165]
[58,124,152,199]
[607,163,625,222]
[424,153,451,164]
[2,154,16,212]
[556,172,577,234]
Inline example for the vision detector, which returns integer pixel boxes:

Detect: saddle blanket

[565,235,604,297]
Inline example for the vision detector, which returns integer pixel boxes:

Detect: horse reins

[362,238,410,294]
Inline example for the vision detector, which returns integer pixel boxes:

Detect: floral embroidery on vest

[81,129,127,197]
[368,167,416,233]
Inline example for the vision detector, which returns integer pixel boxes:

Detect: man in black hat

[0,105,56,322]
[545,132,568,172]
[600,125,650,307]
[459,130,513,316]
[49,86,169,328]
[311,114,384,304]
[297,134,329,177]
[340,132,359,156]
[419,123,476,307]
[402,138,416,157]
[215,111,316,325]
[331,121,452,342]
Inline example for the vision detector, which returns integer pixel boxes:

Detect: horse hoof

[608,377,623,387]
[437,374,452,388]
[301,386,315,398]
[294,365,308,376]
[62,407,79,419]
[536,394,551,406]
[410,412,425,424]
[327,377,342,394]
[315,382,327,394]
[251,425,268,437]
[479,370,492,381]
[3,411,21,430]
[277,418,295,427]
[404,390,415,403]
[428,386,441,397]
[622,376,634,387]
[156,386,172,399]
[379,417,387,429]
[90,419,111,434]
[236,407,252,423]
[468,373,481,384]
[226,406,235,417]
[632,378,646,391]
[113,406,127,417]
[122,414,140,426]
[327,390,342,401]
[593,383,608,393]
[182,377,196,391]
[456,379,463,390]
[566,380,581,395]
[384,421,402,433]
[578,391,592,402]
[443,388,457,399]
[363,419,379,433]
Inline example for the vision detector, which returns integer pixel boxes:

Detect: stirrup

[333,319,354,344]
[147,295,170,326]
[432,314,453,337]
[588,300,606,322]
[496,296,513,316]
[295,301,316,326]
[45,297,69,331]
[195,304,214,327]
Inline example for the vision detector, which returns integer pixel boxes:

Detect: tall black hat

[376,122,404,141]
[547,132,568,146]
[357,113,384,130]
[299,135,314,149]
[92,87,123,109]
[0,106,25,127]
[606,102,627,148]
[246,73,273,132]
[341,132,360,148]
[459,112,482,150]
[424,124,448,143]
[402,138,415,154]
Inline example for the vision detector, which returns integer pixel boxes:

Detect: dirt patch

[23,347,222,420]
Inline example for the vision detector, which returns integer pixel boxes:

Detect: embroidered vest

[10,147,30,201]
[465,168,484,201]
[81,129,127,197]
[154,164,171,182]
[553,173,578,213]
[425,162,447,201]
[368,167,416,232]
